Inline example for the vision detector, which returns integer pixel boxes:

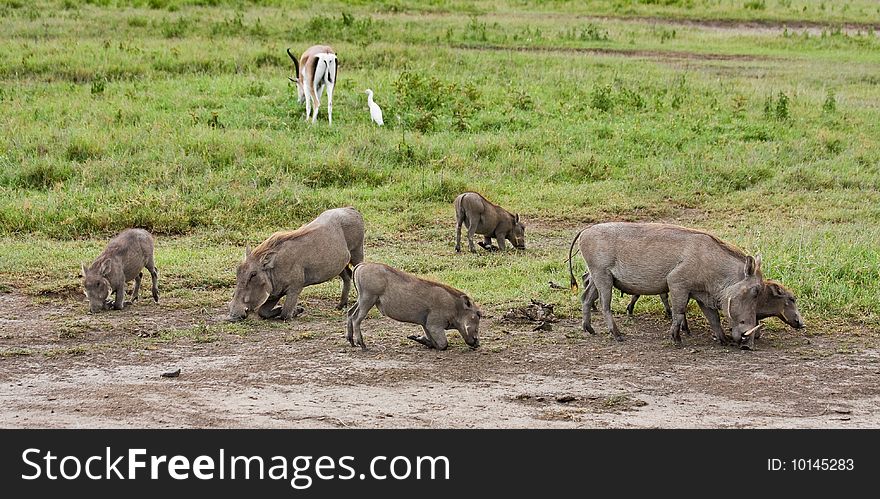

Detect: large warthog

[228,207,364,321]
[454,192,525,253]
[346,262,482,351]
[568,222,765,348]
[583,276,804,340]
[81,228,159,314]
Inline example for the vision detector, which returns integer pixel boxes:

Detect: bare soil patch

[1,290,877,428]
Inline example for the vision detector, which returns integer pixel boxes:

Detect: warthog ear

[769,282,784,297]
[461,295,474,309]
[99,260,112,277]
[744,256,757,277]
[754,253,762,272]
[244,245,252,259]
[260,251,277,270]
[80,263,87,278]
[514,213,520,224]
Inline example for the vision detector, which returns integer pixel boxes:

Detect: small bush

[90,76,106,95]
[590,83,614,112]
[128,16,148,28]
[13,162,74,190]
[408,175,467,202]
[823,89,836,113]
[302,156,385,188]
[159,17,191,39]
[744,0,766,9]
[254,51,286,68]
[775,91,790,120]
[65,138,104,162]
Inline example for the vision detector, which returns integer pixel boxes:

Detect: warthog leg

[409,324,449,350]
[466,222,478,253]
[337,267,352,310]
[258,295,283,319]
[111,282,126,311]
[145,256,159,303]
[626,294,639,316]
[580,281,597,336]
[278,287,304,320]
[695,301,725,344]
[591,271,622,341]
[667,288,694,347]
[346,304,359,347]
[126,271,142,306]
[348,294,378,350]
[407,335,434,348]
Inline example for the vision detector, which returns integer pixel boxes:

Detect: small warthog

[346,262,482,351]
[81,228,159,314]
[454,192,525,253]
[228,207,364,321]
[569,222,765,348]
[583,272,804,339]
[619,279,804,339]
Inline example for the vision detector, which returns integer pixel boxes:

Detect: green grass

[0,0,878,327]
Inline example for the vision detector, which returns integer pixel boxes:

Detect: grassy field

[0,0,878,327]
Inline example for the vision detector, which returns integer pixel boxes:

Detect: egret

[365,89,384,126]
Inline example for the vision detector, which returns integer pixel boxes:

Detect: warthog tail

[568,228,587,292]
[351,262,365,295]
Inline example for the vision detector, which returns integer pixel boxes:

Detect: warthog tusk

[743,324,763,338]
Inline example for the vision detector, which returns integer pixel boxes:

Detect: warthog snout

[468,337,480,349]
[227,302,250,322]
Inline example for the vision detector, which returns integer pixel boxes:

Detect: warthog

[228,207,364,321]
[81,228,159,314]
[568,222,765,348]
[346,262,482,351]
[618,279,804,339]
[454,192,525,253]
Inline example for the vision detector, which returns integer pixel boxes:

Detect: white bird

[365,89,383,126]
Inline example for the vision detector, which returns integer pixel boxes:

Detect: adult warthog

[346,262,482,351]
[568,222,765,348]
[454,192,525,253]
[228,207,364,321]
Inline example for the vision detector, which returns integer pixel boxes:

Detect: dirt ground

[1,290,878,429]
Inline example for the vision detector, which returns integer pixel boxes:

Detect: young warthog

[346,262,482,351]
[627,279,803,337]
[569,222,764,348]
[454,192,525,253]
[585,276,804,340]
[81,228,159,314]
[228,207,364,321]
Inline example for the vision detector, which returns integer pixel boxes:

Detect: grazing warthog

[454,192,525,253]
[584,277,804,340]
[228,207,364,321]
[568,222,765,348]
[346,262,482,351]
[81,228,159,314]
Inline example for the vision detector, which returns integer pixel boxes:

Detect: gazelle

[287,45,338,124]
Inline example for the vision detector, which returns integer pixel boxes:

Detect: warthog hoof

[259,306,283,319]
[407,335,434,349]
[280,306,305,320]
